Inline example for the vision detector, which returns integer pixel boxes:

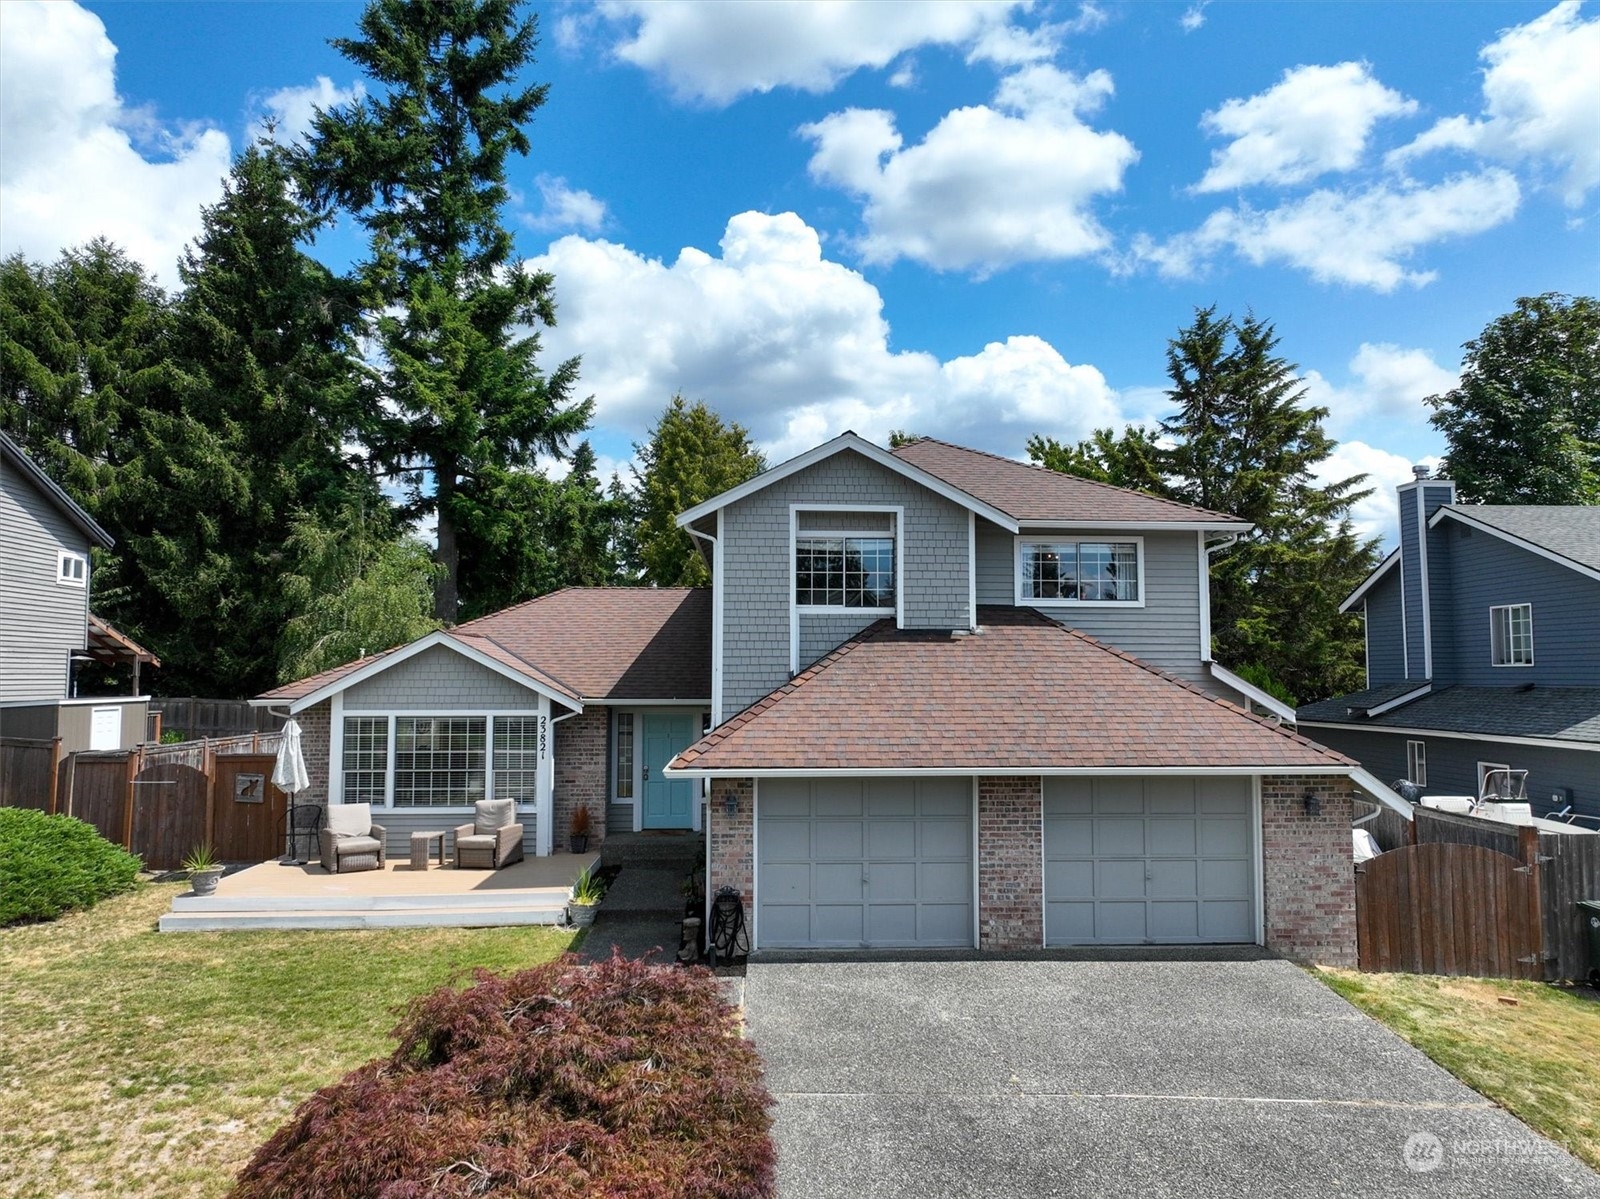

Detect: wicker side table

[410,829,447,870]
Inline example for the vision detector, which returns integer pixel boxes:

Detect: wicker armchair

[319,802,386,874]
[455,798,524,870]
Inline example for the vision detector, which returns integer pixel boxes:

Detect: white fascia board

[1429,507,1600,585]
[1348,767,1416,819]
[285,631,583,715]
[1297,719,1600,754]
[1340,549,1399,614]
[592,697,713,706]
[2,695,151,708]
[1208,662,1297,724]
[1015,519,1252,532]
[664,764,1354,779]
[1364,683,1432,717]
[673,432,1020,533]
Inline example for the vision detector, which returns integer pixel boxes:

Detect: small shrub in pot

[568,804,590,853]
[183,844,224,897]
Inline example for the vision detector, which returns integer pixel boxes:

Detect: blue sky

[2,1,1597,546]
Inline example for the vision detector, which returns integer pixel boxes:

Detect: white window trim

[1406,740,1427,788]
[789,504,904,674]
[1488,602,1534,667]
[1477,761,1511,793]
[338,707,548,811]
[1014,535,1146,609]
[57,550,87,587]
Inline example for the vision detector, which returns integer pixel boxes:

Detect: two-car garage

[753,775,1260,951]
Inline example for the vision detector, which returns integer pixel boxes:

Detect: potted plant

[569,804,591,854]
[183,844,224,897]
[567,865,605,928]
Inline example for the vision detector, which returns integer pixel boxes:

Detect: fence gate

[130,762,209,871]
[1356,841,1542,979]
[211,753,287,862]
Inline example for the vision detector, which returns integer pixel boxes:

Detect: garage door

[757,777,973,949]
[1045,777,1256,945]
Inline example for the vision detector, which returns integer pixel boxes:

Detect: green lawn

[0,881,574,1199]
[1320,968,1600,1171]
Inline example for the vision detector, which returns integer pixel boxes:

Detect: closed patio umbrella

[272,719,312,864]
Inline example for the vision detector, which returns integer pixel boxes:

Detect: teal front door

[642,713,697,829]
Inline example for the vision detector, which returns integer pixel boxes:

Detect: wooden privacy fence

[0,736,60,812]
[2,737,290,871]
[150,698,285,740]
[1355,804,1600,981]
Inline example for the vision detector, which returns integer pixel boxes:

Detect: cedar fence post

[203,737,216,850]
[47,737,62,815]
[122,751,137,852]
[1517,824,1545,980]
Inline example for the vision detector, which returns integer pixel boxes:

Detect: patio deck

[158,852,599,933]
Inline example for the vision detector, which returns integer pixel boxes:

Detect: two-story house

[0,431,155,752]
[256,433,1405,963]
[1298,466,1600,821]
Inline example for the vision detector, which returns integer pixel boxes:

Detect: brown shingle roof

[892,437,1247,527]
[258,587,710,704]
[671,607,1350,773]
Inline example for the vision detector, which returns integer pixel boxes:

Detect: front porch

[158,852,600,932]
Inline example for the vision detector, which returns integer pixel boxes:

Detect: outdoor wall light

[723,792,738,819]
[1303,789,1322,818]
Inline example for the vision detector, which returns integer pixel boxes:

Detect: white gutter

[1208,662,1296,724]
[1199,533,1239,663]
[542,706,581,858]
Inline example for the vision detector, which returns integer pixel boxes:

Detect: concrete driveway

[744,955,1600,1198]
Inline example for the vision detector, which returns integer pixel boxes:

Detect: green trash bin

[1579,900,1600,987]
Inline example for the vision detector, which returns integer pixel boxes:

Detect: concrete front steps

[159,886,571,932]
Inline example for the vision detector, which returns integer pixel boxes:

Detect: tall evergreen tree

[633,395,766,587]
[298,0,588,624]
[1428,293,1600,505]
[1025,425,1165,491]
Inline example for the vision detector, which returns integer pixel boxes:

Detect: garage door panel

[867,905,917,944]
[761,820,813,859]
[1148,858,1198,898]
[1097,859,1147,898]
[815,862,864,900]
[1095,818,1145,856]
[1148,819,1197,856]
[1149,901,1200,939]
[869,861,917,902]
[761,905,815,946]
[1045,776,1257,946]
[919,860,971,902]
[815,789,864,816]
[1202,900,1253,941]
[1046,858,1094,898]
[814,820,864,859]
[761,862,813,901]
[918,780,972,816]
[813,905,866,944]
[866,778,915,815]
[760,789,811,817]
[917,903,972,944]
[867,820,917,858]
[919,818,971,858]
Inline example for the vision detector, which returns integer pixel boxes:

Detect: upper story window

[793,509,897,611]
[1017,538,1142,605]
[57,550,87,587]
[1489,603,1533,666]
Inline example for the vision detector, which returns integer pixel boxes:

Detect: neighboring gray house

[1298,467,1600,821]
[258,433,1407,963]
[0,432,151,752]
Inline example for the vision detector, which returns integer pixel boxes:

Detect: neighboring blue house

[1298,466,1600,820]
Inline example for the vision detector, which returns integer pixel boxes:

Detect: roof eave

[0,432,115,550]
[1430,506,1600,585]
[1339,548,1399,613]
[665,763,1354,779]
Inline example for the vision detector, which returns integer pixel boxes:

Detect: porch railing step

[171,887,574,914]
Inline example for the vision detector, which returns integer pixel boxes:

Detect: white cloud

[1389,1,1600,205]
[0,0,231,285]
[1303,343,1459,436]
[1180,3,1209,33]
[250,76,364,145]
[528,211,1126,463]
[1195,63,1417,192]
[522,175,609,233]
[1138,170,1520,291]
[597,0,1032,104]
[1313,440,1444,548]
[801,65,1138,274]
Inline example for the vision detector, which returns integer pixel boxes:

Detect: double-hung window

[1406,740,1427,787]
[57,551,87,587]
[1489,603,1533,666]
[1018,538,1141,604]
[794,510,896,611]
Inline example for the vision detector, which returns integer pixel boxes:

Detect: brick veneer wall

[555,707,609,847]
[1261,774,1357,967]
[978,776,1043,950]
[708,778,753,910]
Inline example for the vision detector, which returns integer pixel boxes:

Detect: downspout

[549,706,580,858]
[1201,532,1239,662]
[684,522,721,956]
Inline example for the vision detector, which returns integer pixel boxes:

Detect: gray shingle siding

[0,456,91,702]
[719,450,970,716]
[343,644,543,710]
[1364,570,1406,686]
[1304,725,1599,821]
[1445,528,1600,687]
[975,519,1207,682]
[799,612,878,669]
